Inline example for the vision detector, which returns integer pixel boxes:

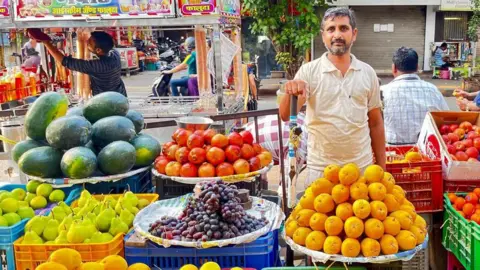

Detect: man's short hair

[441,42,448,48]
[91,31,115,53]
[392,47,418,73]
[321,7,356,30]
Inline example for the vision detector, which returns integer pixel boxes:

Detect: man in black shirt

[36,31,127,96]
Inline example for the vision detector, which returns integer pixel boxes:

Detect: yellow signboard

[441,0,473,11]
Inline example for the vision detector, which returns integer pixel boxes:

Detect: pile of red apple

[154,128,273,178]
[440,121,480,162]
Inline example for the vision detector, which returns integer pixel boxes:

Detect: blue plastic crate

[0,184,81,245]
[0,243,15,270]
[85,170,152,195]
[125,231,277,270]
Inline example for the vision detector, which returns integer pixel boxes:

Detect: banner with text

[178,0,217,15]
[440,0,472,11]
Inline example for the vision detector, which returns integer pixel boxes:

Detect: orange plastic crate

[386,146,443,213]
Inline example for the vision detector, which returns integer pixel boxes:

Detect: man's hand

[453,89,470,98]
[284,80,308,98]
[162,70,173,75]
[457,98,470,111]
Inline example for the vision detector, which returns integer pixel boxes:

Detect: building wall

[314,6,427,71]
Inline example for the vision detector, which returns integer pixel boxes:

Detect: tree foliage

[468,0,480,41]
[242,0,325,79]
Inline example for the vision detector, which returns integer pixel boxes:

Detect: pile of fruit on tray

[447,189,480,223]
[154,128,273,177]
[386,148,431,164]
[13,91,160,179]
[148,180,268,242]
[440,121,480,162]
[286,163,427,257]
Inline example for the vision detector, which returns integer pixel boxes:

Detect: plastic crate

[262,267,366,270]
[85,170,152,195]
[385,146,443,213]
[0,184,80,246]
[124,231,278,269]
[442,192,480,270]
[366,248,427,270]
[0,243,15,270]
[13,231,124,270]
[70,193,159,208]
[444,179,480,193]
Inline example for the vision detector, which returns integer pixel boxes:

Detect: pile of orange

[386,148,430,164]
[448,189,480,224]
[285,163,427,257]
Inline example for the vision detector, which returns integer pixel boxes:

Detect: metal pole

[212,24,223,113]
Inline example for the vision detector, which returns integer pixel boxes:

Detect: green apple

[1,198,18,213]
[36,184,53,198]
[3,213,21,226]
[24,193,36,205]
[11,188,26,201]
[48,190,65,203]
[26,180,41,193]
[0,216,8,227]
[0,192,12,203]
[17,207,35,220]
[30,196,47,210]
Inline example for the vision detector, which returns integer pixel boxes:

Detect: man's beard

[324,39,352,56]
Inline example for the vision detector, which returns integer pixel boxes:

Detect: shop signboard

[178,0,217,15]
[14,0,174,21]
[440,0,473,11]
[219,0,239,17]
[0,0,9,18]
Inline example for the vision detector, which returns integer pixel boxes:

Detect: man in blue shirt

[434,42,450,69]
[163,37,196,96]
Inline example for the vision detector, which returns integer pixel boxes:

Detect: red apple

[454,141,466,152]
[448,133,460,143]
[447,144,457,155]
[454,128,466,140]
[440,124,451,135]
[474,138,480,150]
[456,151,469,161]
[460,121,474,132]
[450,154,458,161]
[464,139,474,148]
[240,130,255,145]
[442,135,450,144]
[466,147,479,159]
[468,131,479,140]
[450,124,460,132]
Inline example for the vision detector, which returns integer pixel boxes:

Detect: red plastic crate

[386,146,443,213]
[444,179,480,193]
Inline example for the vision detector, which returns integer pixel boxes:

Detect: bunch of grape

[148,180,268,242]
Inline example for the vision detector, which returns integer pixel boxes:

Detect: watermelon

[83,91,129,123]
[61,147,97,179]
[126,110,144,134]
[131,134,161,167]
[97,141,136,175]
[46,116,92,150]
[11,140,44,163]
[24,92,69,140]
[92,116,136,148]
[18,146,63,178]
[66,107,84,117]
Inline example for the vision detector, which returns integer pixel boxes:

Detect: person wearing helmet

[163,37,197,96]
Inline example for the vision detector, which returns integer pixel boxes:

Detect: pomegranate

[233,159,250,174]
[203,129,217,145]
[228,132,244,147]
[454,141,466,152]
[206,147,226,166]
[241,144,255,160]
[211,134,229,148]
[474,138,480,149]
[188,147,207,164]
[257,151,273,167]
[448,133,460,143]
[175,147,190,164]
[454,128,466,140]
[162,141,176,156]
[447,144,456,155]
[187,133,205,149]
[165,161,182,176]
[240,130,255,145]
[440,124,451,135]
[464,139,474,148]
[252,143,263,155]
[180,163,198,177]
[216,162,235,176]
[176,129,193,147]
[198,163,216,177]
[466,147,479,159]
[172,128,186,141]
[249,156,262,171]
[460,121,474,132]
[456,151,469,161]
[225,145,242,163]
[450,124,459,133]
[166,144,180,161]
[154,156,169,174]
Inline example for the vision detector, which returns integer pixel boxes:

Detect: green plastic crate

[442,192,480,270]
[262,267,366,270]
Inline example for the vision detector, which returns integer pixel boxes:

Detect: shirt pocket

[344,86,368,125]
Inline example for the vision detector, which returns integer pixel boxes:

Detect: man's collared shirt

[381,73,449,145]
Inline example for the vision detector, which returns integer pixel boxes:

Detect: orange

[414,215,427,229]
[336,202,353,221]
[463,203,476,216]
[383,194,401,213]
[309,212,328,231]
[305,231,326,251]
[341,238,361,257]
[390,210,413,230]
[323,236,342,255]
[391,185,406,204]
[37,263,68,270]
[474,188,480,199]
[405,152,422,162]
[299,188,316,210]
[400,204,417,221]
[380,234,399,255]
[286,220,299,238]
[295,209,316,227]
[314,194,335,213]
[370,201,388,221]
[310,178,334,196]
[324,216,344,236]
[409,225,426,245]
[402,200,415,209]
[339,163,360,186]
[455,197,466,211]
[350,182,369,201]
[381,172,396,193]
[324,164,341,184]
[360,238,381,257]
[364,218,385,240]
[344,216,364,239]
[368,183,387,201]
[395,230,417,251]
[448,193,457,203]
[364,165,384,184]
[101,255,128,270]
[383,216,401,236]
[357,176,366,184]
[291,204,303,218]
[332,184,350,204]
[353,199,371,219]
[292,227,312,246]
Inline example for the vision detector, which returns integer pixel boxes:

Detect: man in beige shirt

[279,7,386,187]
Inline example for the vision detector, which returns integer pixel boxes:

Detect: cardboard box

[417,111,480,180]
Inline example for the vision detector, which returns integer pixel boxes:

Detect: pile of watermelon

[12,91,161,179]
